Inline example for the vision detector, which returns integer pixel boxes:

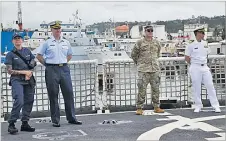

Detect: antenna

[72,10,79,26]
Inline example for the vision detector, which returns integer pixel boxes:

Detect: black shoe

[52,123,60,127]
[21,122,35,132]
[8,123,18,134]
[68,120,82,125]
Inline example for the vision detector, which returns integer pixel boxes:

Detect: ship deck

[1,55,226,141]
[1,107,225,141]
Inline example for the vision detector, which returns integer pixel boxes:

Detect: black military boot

[8,122,18,134]
[21,121,35,132]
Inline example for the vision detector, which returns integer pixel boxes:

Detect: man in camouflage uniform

[131,25,164,115]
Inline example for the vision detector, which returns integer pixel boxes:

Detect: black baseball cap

[144,25,153,30]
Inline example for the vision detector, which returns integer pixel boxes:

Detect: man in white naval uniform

[185,26,221,113]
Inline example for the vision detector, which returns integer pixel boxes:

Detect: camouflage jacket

[131,38,161,72]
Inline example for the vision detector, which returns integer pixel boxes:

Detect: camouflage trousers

[136,71,160,109]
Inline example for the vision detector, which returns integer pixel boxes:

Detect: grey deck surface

[1,107,225,141]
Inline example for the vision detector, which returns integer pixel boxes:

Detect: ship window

[64,33,66,35]
[39,33,42,36]
[70,33,72,36]
[217,48,220,54]
[74,40,76,42]
[114,53,117,56]
[113,44,115,47]
[118,53,121,56]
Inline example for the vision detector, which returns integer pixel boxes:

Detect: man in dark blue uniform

[4,34,36,134]
[36,21,82,127]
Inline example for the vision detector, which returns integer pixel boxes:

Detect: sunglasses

[199,31,205,35]
[146,29,153,32]
[13,37,22,40]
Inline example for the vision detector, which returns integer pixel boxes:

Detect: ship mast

[17,1,23,30]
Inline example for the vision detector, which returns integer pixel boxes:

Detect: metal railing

[102,55,226,111]
[1,56,225,120]
[1,60,98,120]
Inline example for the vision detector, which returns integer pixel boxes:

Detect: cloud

[1,1,224,29]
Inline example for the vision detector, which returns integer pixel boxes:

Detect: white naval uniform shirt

[185,40,210,65]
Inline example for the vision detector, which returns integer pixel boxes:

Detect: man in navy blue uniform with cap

[36,21,82,127]
[4,33,37,134]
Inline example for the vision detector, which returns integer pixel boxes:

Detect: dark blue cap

[12,33,22,39]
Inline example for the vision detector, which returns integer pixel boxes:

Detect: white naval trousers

[189,64,220,108]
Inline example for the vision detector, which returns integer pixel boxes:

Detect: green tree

[222,28,225,40]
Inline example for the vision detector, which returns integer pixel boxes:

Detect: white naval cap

[194,26,205,32]
[48,20,62,29]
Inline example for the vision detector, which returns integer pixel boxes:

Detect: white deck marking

[205,132,226,141]
[143,111,173,116]
[157,118,176,121]
[32,129,87,140]
[193,115,225,122]
[137,115,225,141]
[178,126,199,130]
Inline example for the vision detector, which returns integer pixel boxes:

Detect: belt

[191,64,206,66]
[45,63,67,66]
